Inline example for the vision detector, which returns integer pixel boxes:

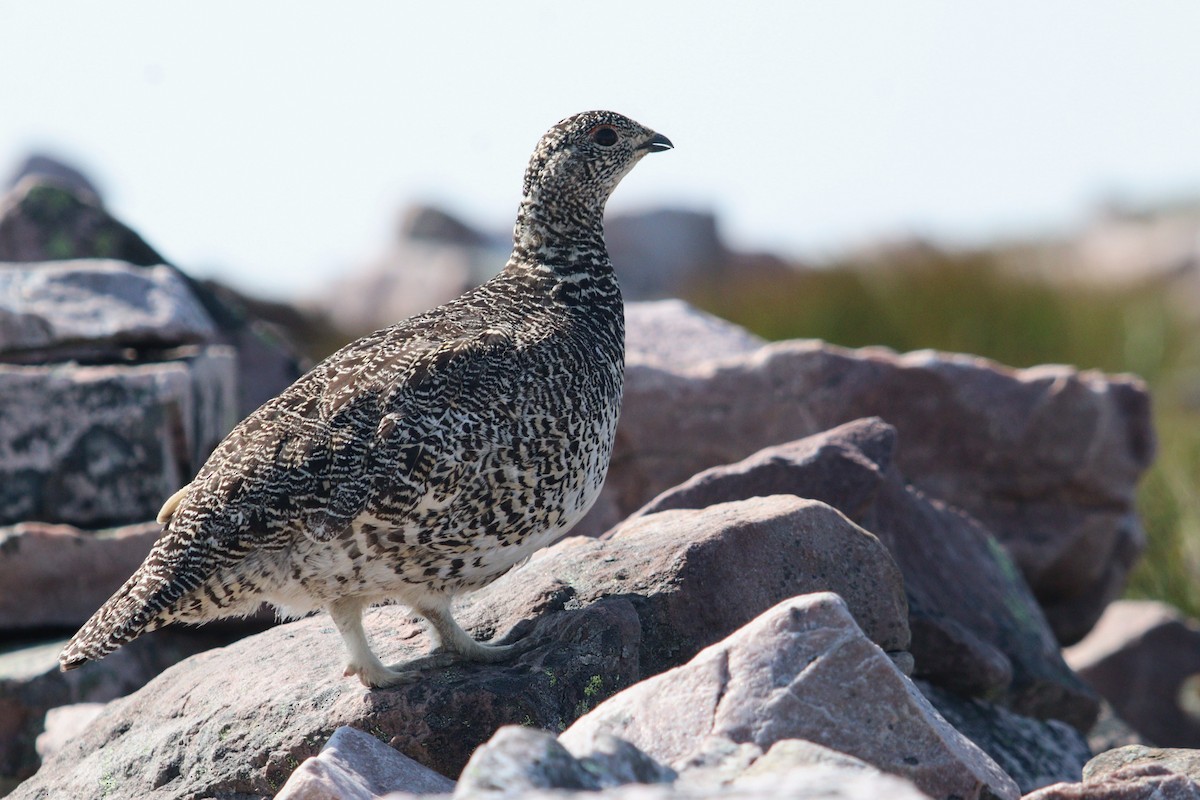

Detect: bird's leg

[400,597,535,666]
[329,597,423,689]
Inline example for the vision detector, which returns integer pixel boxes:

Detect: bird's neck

[508,194,611,280]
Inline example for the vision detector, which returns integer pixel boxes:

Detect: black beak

[639,132,674,153]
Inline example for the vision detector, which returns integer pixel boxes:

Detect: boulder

[1024,745,1200,799]
[592,301,1155,645]
[0,630,239,782]
[1065,601,1200,747]
[1085,746,1200,783]
[448,731,933,800]
[0,346,237,528]
[33,703,104,763]
[8,598,641,800]
[11,494,910,799]
[274,726,454,799]
[0,522,159,629]
[624,300,764,370]
[605,209,727,300]
[314,204,506,337]
[0,177,165,266]
[632,417,1097,730]
[456,726,674,795]
[0,176,307,419]
[5,154,101,201]
[918,682,1091,794]
[560,593,1019,800]
[0,261,216,360]
[579,495,911,671]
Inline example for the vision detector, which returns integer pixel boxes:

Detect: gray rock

[589,302,1155,646]
[560,593,1019,800]
[672,737,894,791]
[1086,701,1148,755]
[0,177,165,266]
[918,682,1092,794]
[632,418,1097,731]
[10,494,909,799]
[9,598,642,800]
[455,727,604,795]
[34,703,104,763]
[0,177,307,419]
[0,521,158,629]
[397,764,935,799]
[275,726,454,799]
[605,209,726,300]
[5,154,101,201]
[0,260,216,358]
[0,345,237,527]
[315,204,506,337]
[1066,601,1200,747]
[568,732,678,788]
[0,630,238,783]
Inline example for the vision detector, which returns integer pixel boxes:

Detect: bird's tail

[59,541,193,671]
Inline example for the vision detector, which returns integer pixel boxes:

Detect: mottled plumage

[59,111,672,687]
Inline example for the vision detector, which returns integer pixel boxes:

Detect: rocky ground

[2,175,1200,799]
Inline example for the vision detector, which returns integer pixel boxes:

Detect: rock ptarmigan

[59,111,672,688]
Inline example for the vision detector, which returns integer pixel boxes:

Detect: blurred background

[4,1,1200,613]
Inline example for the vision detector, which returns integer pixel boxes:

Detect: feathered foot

[330,597,534,689]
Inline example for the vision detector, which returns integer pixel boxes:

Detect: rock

[570,732,679,788]
[1024,767,1200,799]
[0,522,159,629]
[9,598,642,800]
[401,767,935,799]
[605,209,727,300]
[1065,601,1200,747]
[672,737,903,792]
[274,726,454,799]
[624,301,764,370]
[189,278,311,418]
[465,493,911,679]
[632,418,1097,730]
[5,154,101,201]
[0,177,166,266]
[11,492,910,799]
[315,204,506,337]
[588,301,1155,645]
[1085,746,1200,782]
[1023,746,1200,799]
[0,177,307,419]
[1086,701,1148,754]
[559,594,1019,800]
[579,495,911,669]
[450,735,933,799]
[0,261,216,360]
[456,726,604,794]
[0,346,237,527]
[918,682,1091,794]
[34,703,105,763]
[0,630,238,783]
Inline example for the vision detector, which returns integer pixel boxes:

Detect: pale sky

[3,2,1199,299]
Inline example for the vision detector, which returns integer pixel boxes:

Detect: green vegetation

[686,249,1200,618]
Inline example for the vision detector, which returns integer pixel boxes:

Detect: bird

[59,111,672,688]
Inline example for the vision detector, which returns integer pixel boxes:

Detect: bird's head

[519,110,672,233]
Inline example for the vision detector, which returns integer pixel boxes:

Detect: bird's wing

[170,325,521,557]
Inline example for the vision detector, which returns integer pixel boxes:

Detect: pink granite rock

[560,593,1019,800]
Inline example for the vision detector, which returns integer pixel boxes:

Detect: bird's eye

[590,126,619,147]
